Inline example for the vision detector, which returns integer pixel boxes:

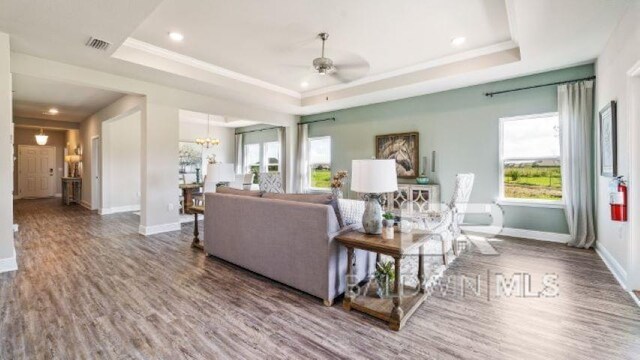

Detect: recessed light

[168,32,184,42]
[451,36,466,47]
[300,81,309,88]
[47,108,59,115]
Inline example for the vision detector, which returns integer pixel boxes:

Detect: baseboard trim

[54,193,62,198]
[462,225,571,243]
[13,224,18,232]
[595,242,628,291]
[99,205,141,215]
[631,291,640,308]
[0,251,18,274]
[138,222,181,236]
[80,201,93,210]
[13,195,22,200]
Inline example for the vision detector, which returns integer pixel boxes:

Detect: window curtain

[234,133,243,174]
[277,127,287,192]
[558,80,596,248]
[295,123,309,193]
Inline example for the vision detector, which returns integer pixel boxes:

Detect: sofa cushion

[262,193,344,228]
[216,186,262,197]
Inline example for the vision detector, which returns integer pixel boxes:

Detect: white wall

[102,111,141,213]
[0,32,15,272]
[79,95,144,209]
[594,2,640,290]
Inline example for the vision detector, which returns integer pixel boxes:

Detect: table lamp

[351,159,398,234]
[205,163,235,193]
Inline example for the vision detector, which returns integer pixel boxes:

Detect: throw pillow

[262,193,344,228]
[259,173,284,193]
[338,198,365,226]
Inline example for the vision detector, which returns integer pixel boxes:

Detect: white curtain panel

[558,80,596,248]
[295,123,309,193]
[234,133,243,174]
[277,127,287,191]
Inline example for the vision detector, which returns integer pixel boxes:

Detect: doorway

[17,145,56,198]
[91,136,101,210]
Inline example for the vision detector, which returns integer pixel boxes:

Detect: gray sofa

[204,192,375,305]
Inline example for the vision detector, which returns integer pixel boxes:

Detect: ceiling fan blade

[335,61,369,71]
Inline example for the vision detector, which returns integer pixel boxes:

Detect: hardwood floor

[2,198,639,359]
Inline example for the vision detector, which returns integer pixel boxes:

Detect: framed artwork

[178,141,203,175]
[599,101,617,177]
[375,132,419,178]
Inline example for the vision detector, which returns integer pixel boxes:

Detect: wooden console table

[335,230,430,331]
[61,177,82,205]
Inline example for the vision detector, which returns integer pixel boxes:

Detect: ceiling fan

[303,32,369,83]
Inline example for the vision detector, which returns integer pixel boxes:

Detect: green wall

[302,64,595,234]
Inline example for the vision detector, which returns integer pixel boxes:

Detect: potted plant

[374,261,395,298]
[382,211,395,228]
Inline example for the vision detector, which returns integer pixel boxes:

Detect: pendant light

[195,115,220,148]
[35,128,48,146]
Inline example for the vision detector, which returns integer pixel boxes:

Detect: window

[308,136,331,190]
[499,113,562,204]
[244,143,260,183]
[263,141,280,173]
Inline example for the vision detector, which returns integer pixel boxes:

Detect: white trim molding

[138,222,181,236]
[0,251,18,274]
[13,224,18,232]
[462,225,571,243]
[595,242,628,291]
[80,200,93,210]
[54,193,62,198]
[99,205,141,215]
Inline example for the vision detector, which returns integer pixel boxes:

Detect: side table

[335,230,430,331]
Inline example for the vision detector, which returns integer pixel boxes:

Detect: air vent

[85,37,111,51]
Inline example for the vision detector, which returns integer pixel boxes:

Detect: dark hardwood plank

[1,198,639,359]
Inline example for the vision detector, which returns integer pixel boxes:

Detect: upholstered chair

[259,172,285,193]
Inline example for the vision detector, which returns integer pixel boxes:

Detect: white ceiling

[130,0,512,92]
[0,0,632,117]
[12,74,125,122]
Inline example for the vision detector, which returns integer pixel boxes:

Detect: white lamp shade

[35,134,48,145]
[206,163,235,183]
[351,159,398,193]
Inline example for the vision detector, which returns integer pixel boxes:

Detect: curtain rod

[299,117,335,125]
[234,125,283,135]
[484,76,596,97]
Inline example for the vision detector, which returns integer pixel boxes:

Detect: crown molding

[301,40,519,98]
[121,38,301,99]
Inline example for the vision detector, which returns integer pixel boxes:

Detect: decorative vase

[331,187,343,199]
[362,194,383,234]
[376,276,393,298]
[416,173,429,185]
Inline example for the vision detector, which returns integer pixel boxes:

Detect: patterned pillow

[338,199,365,226]
[259,173,284,193]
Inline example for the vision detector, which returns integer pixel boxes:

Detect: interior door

[19,145,55,198]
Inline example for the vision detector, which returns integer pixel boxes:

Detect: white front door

[19,145,56,198]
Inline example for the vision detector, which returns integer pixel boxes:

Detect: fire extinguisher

[610,176,627,222]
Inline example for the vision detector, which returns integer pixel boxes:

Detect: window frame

[243,143,261,175]
[307,136,332,192]
[263,141,280,174]
[498,112,564,208]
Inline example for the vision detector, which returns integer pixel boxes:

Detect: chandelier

[195,115,220,148]
[35,128,48,145]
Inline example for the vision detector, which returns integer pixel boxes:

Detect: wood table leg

[343,247,355,311]
[418,245,426,293]
[390,256,404,330]
[191,212,203,249]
